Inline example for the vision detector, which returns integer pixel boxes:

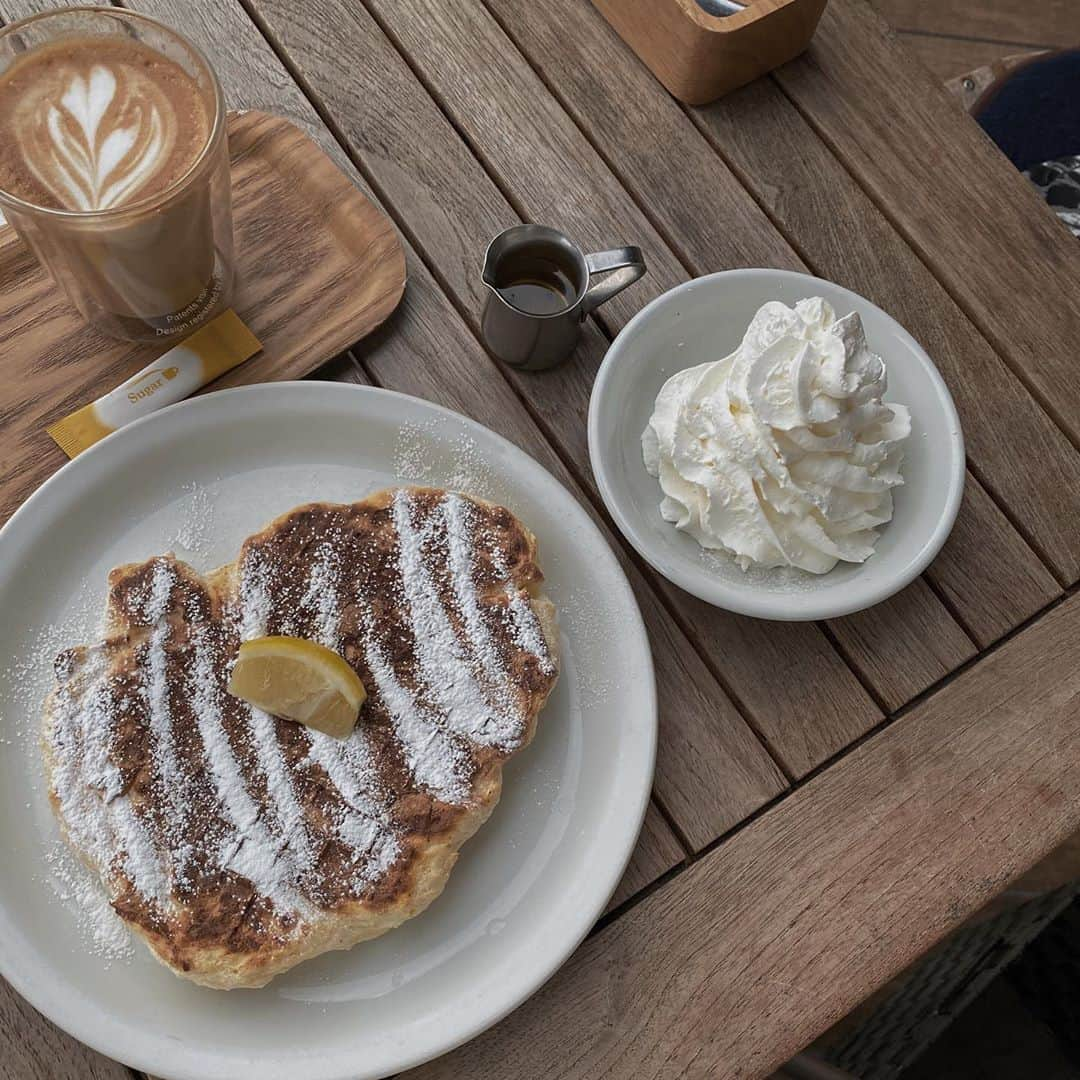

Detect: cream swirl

[15,61,176,211]
[642,298,911,574]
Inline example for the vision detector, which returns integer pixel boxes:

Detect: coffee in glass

[0,7,234,342]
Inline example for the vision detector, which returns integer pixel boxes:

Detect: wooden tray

[593,0,828,105]
[0,109,406,525]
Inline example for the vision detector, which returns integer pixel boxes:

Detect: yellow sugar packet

[48,310,261,459]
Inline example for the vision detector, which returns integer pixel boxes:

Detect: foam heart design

[21,61,175,210]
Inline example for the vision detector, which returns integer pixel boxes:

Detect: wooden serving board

[0,109,406,526]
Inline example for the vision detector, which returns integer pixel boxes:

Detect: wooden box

[593,0,828,105]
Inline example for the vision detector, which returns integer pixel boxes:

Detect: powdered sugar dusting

[169,483,215,561]
[305,729,400,890]
[238,548,271,642]
[393,490,523,748]
[489,546,555,676]
[442,493,516,704]
[140,559,193,884]
[294,550,402,885]
[394,422,496,496]
[235,553,331,877]
[301,541,343,653]
[49,648,171,909]
[359,604,471,803]
[43,842,133,962]
[189,624,309,917]
[244,704,314,871]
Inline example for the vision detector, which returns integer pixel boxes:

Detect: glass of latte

[0,7,234,342]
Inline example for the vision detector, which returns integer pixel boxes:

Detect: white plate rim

[587,268,966,620]
[0,380,657,1080]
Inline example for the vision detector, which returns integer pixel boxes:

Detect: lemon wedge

[227,636,366,740]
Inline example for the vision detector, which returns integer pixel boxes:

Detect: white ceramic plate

[0,382,656,1080]
[589,269,965,620]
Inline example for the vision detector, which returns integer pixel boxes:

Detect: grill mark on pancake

[51,649,171,908]
[243,705,315,873]
[358,601,471,803]
[139,560,196,886]
[238,548,271,642]
[188,624,310,917]
[391,490,525,748]
[303,729,401,889]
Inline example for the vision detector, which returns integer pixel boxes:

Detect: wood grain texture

[360,0,756,334]
[127,0,787,851]
[592,0,827,105]
[404,590,1080,1080]
[0,110,404,525]
[0,977,133,1080]
[259,0,969,763]
[927,477,1060,647]
[874,0,1080,47]
[605,803,685,914]
[489,0,1068,635]
[775,0,1080,482]
[826,578,976,712]
[899,31,1030,82]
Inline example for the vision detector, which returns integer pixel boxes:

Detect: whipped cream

[642,298,911,574]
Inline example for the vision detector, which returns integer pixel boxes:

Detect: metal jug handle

[581,247,647,314]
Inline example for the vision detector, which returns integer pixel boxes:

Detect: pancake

[42,487,559,988]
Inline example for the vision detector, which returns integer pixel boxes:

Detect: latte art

[0,15,233,341]
[23,62,173,210]
[0,36,210,213]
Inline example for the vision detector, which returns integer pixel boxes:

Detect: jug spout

[481,243,500,291]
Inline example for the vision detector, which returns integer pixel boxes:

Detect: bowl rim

[587,268,966,620]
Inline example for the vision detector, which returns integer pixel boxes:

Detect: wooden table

[3,0,1080,1077]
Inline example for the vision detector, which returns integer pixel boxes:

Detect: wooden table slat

[925,476,1062,646]
[875,0,1079,46]
[776,0,1080,503]
[487,0,1076,621]
[605,802,686,914]
[897,32,1028,82]
[404,589,1080,1080]
[825,578,977,712]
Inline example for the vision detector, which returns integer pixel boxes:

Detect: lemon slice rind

[227,635,366,740]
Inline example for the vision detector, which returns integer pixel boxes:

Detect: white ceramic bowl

[588,269,965,621]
